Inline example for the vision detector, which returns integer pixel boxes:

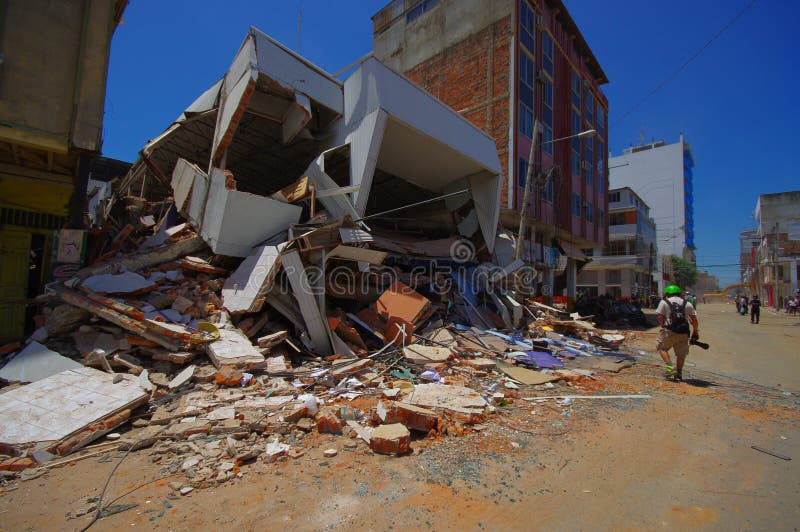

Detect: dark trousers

[751,308,760,323]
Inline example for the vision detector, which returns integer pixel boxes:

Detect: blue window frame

[518,157,529,188]
[571,70,581,109]
[571,109,581,175]
[518,51,535,107]
[519,102,533,139]
[586,203,594,222]
[597,106,606,138]
[585,137,593,185]
[542,78,553,154]
[572,193,581,217]
[584,90,594,125]
[520,1,535,53]
[598,209,605,227]
[542,32,554,76]
[596,140,605,193]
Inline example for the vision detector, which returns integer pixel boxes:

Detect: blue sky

[102,0,797,286]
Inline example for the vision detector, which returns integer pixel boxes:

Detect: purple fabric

[523,350,564,368]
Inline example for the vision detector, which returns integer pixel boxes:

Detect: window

[609,212,626,225]
[599,209,604,227]
[607,269,622,284]
[542,78,553,154]
[597,140,605,193]
[586,203,594,222]
[571,70,581,109]
[572,193,581,217]
[585,136,594,185]
[606,242,626,257]
[542,32,554,77]
[406,0,440,23]
[571,109,581,175]
[518,51,534,108]
[520,1,535,53]
[519,102,533,139]
[584,90,594,125]
[542,172,554,202]
[608,191,620,203]
[518,157,529,188]
[597,106,606,138]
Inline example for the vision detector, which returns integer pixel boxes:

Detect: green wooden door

[0,229,31,341]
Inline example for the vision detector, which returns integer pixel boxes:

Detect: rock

[46,304,91,335]
[132,418,150,428]
[382,388,401,399]
[193,365,217,383]
[182,457,201,470]
[323,448,338,458]
[295,418,315,432]
[163,420,210,440]
[377,401,438,433]
[315,407,343,434]
[180,487,194,496]
[464,357,497,370]
[402,344,452,365]
[206,406,236,421]
[169,482,183,491]
[210,419,244,435]
[218,461,235,472]
[343,440,358,450]
[370,423,410,456]
[106,432,121,441]
[172,295,194,314]
[288,449,305,459]
[235,448,260,463]
[149,372,171,389]
[214,366,244,387]
[168,365,196,390]
[284,406,309,422]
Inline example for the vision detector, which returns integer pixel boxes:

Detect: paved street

[2,303,798,531]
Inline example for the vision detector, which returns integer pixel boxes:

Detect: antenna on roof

[297,0,303,53]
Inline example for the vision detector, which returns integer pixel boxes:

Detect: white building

[577,187,656,300]
[609,134,695,292]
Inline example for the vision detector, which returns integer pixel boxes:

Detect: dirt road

[1,303,798,531]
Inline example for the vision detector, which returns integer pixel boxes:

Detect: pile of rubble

[0,27,640,489]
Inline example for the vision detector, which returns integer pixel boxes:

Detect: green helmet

[664,285,682,295]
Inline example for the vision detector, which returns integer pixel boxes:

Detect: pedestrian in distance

[656,285,700,381]
[739,294,748,316]
[750,294,761,324]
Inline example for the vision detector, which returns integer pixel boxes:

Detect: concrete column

[621,269,632,298]
[790,259,798,294]
[566,258,577,298]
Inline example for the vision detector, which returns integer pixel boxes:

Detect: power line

[614,0,757,126]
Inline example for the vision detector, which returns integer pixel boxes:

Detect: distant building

[0,0,126,340]
[694,270,719,301]
[372,0,610,304]
[754,191,800,308]
[739,228,759,294]
[609,134,695,293]
[577,187,656,300]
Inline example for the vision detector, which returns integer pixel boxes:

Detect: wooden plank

[328,245,387,264]
[497,364,561,385]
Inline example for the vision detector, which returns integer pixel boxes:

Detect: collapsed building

[0,29,636,489]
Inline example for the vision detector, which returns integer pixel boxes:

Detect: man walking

[656,285,699,381]
[750,294,761,324]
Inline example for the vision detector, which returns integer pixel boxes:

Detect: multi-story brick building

[372,0,609,300]
[577,187,656,300]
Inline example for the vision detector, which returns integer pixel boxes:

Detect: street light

[515,119,597,260]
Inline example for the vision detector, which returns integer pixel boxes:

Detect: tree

[670,255,698,289]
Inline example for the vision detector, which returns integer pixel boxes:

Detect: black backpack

[665,297,690,334]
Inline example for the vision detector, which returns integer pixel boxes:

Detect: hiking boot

[675,371,683,381]
[664,364,677,379]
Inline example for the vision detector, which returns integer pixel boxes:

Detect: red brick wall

[404,16,513,204]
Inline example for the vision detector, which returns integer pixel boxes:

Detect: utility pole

[515,119,542,261]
